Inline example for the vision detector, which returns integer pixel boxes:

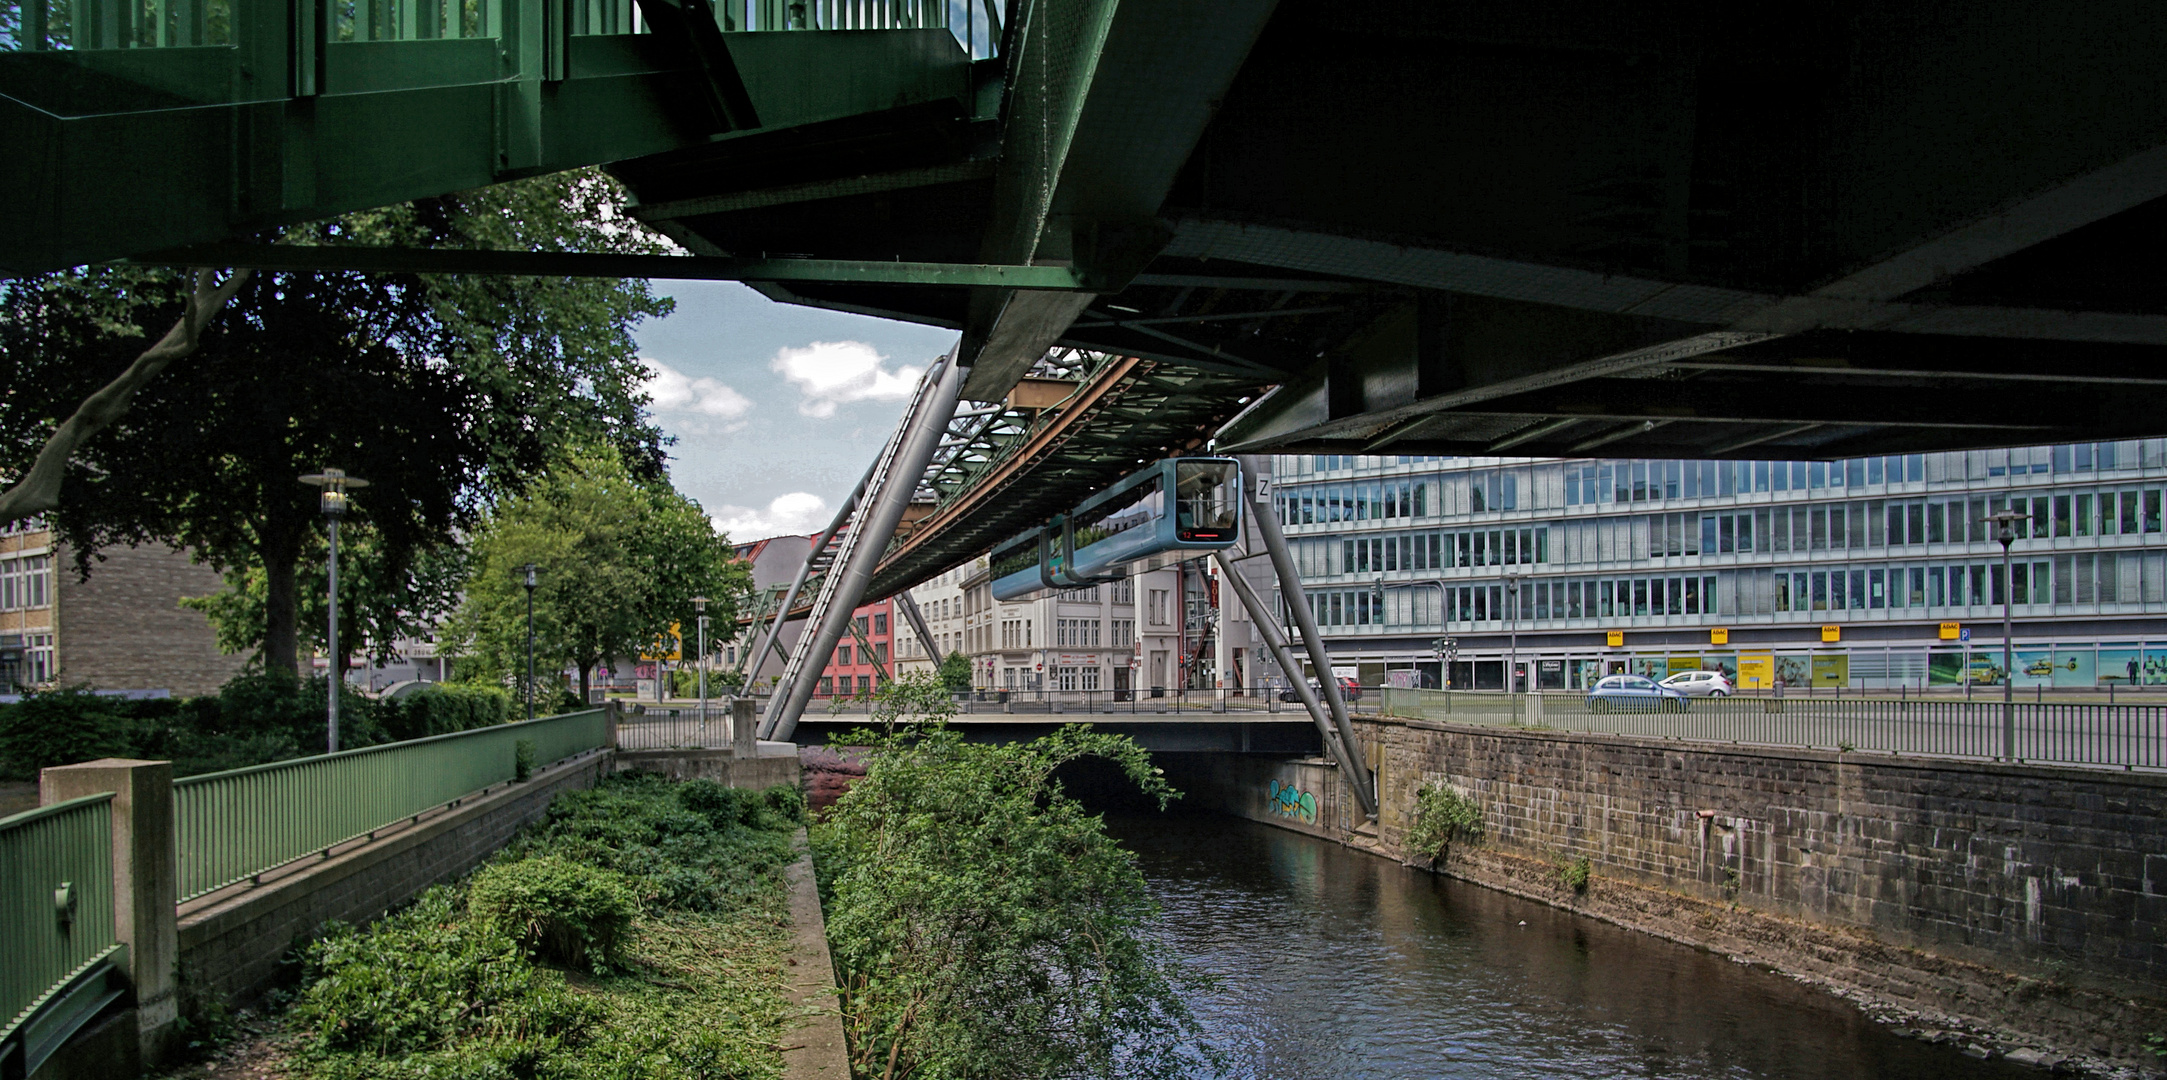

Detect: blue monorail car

[989,457,1243,602]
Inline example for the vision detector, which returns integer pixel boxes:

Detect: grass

[171,774,807,1080]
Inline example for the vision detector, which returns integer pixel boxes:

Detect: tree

[936,650,973,693]
[180,529,468,673]
[0,169,671,677]
[440,447,749,704]
[813,674,1210,1080]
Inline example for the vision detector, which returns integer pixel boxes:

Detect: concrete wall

[612,747,801,789]
[56,542,245,696]
[1180,722,2167,1070]
[176,751,612,1007]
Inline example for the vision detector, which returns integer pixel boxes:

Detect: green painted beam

[132,244,1102,290]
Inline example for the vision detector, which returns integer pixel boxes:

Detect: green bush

[378,682,513,741]
[0,687,131,780]
[468,855,640,973]
[762,783,805,825]
[1406,781,1484,862]
[216,670,383,753]
[677,779,759,828]
[294,887,598,1060]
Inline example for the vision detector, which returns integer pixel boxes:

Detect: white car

[1660,670,1734,697]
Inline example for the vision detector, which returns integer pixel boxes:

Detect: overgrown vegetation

[290,773,804,1079]
[813,672,1211,1080]
[1558,855,1591,894]
[1406,780,1484,862]
[0,672,519,780]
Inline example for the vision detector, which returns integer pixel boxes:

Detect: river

[1106,812,2030,1080]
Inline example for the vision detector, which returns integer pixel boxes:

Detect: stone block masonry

[1177,721,2167,1072]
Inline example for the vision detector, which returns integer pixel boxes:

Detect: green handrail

[173,709,607,903]
[1,794,119,1046]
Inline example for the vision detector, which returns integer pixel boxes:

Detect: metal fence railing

[1380,687,2167,770]
[173,709,607,903]
[1,794,119,1051]
[614,703,737,750]
[773,684,1335,719]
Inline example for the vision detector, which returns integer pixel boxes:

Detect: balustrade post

[40,759,179,1065]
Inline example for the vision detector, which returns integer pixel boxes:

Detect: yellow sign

[643,622,683,661]
[1606,630,1624,647]
[1737,654,1774,690]
[1821,624,1841,643]
[1710,627,1729,646]
[1938,621,1961,641]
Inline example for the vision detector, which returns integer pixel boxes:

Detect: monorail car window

[1070,474,1162,550]
[989,534,1037,580]
[1174,460,1239,540]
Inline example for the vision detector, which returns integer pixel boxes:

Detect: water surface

[1108,812,2026,1080]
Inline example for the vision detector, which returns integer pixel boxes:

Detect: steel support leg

[894,590,937,667]
[765,354,963,740]
[742,456,875,686]
[1239,455,1377,817]
[1214,550,1371,803]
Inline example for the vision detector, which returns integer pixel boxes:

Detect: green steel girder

[134,244,1108,290]
[2,28,972,275]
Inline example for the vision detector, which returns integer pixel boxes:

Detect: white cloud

[770,340,922,418]
[642,359,753,423]
[711,492,829,541]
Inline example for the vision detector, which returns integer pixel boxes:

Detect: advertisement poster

[2050,647,2096,688]
[1667,655,1703,677]
[1927,650,1965,686]
[1578,660,1606,689]
[1774,655,1809,688]
[1811,654,1849,688]
[2010,647,2053,687]
[2146,644,2167,686]
[1702,654,1738,681]
[1736,655,1774,690]
[2099,646,2141,687]
[1634,655,1669,679]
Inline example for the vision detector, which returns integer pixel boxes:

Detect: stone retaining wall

[1174,721,2167,1072]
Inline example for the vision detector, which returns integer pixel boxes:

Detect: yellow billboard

[1737,654,1775,690]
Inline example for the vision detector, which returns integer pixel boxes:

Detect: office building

[1272,442,2167,692]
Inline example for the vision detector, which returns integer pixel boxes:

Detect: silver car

[1660,670,1734,698]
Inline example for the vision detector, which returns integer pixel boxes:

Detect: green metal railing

[1,794,120,1048]
[173,708,607,903]
[1379,687,2167,769]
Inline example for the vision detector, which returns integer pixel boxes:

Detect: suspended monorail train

[990,457,1244,601]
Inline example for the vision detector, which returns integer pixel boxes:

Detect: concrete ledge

[613,747,801,789]
[176,750,611,1007]
[779,828,850,1080]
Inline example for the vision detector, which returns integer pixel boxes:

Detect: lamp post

[519,564,538,720]
[1504,572,1522,694]
[1983,509,2026,760]
[299,468,368,752]
[692,596,709,731]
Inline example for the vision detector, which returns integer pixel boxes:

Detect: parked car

[1279,677,1364,704]
[1587,674,1690,712]
[1659,670,1734,698]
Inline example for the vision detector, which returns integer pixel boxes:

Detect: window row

[0,555,50,612]
[1296,527,1553,576]
[1274,479,1428,525]
[1055,618,1103,647]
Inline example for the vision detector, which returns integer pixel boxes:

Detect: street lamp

[692,596,709,731]
[299,468,368,752]
[1983,508,2027,760]
[518,564,539,720]
[1504,572,1522,694]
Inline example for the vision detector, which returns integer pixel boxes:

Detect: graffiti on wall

[1266,778,1319,824]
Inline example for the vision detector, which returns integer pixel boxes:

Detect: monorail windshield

[1172,459,1239,542]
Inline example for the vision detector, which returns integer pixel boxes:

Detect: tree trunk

[262,540,301,679]
[578,662,592,708]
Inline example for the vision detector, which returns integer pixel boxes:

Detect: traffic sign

[1959,628,1971,642]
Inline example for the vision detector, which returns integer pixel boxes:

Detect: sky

[632,281,961,543]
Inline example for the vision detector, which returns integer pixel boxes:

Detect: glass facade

[1273,444,2167,690]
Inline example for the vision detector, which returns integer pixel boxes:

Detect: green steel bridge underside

[14,0,2167,597]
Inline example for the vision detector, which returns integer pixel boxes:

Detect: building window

[873,613,888,634]
[25,633,52,685]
